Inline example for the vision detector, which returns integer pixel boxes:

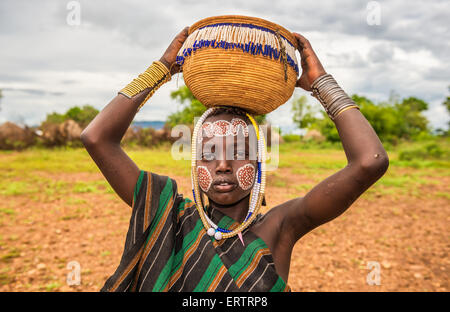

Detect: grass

[1,248,21,263]
[0,139,448,204]
[45,282,61,292]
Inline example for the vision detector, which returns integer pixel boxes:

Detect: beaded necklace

[191,107,266,241]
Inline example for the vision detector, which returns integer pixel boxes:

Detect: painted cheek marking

[197,166,212,192]
[236,163,255,190]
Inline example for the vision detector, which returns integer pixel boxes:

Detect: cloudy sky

[0,0,449,132]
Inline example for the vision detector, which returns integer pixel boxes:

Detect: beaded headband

[191,107,266,241]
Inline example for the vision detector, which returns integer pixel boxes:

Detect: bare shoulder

[249,198,306,282]
[250,197,307,252]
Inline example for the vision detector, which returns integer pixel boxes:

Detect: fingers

[293,33,314,56]
[292,32,310,48]
[181,26,189,37]
[175,26,190,44]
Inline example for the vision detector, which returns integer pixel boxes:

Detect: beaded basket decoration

[176,15,299,115]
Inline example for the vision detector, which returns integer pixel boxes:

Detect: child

[81,27,389,291]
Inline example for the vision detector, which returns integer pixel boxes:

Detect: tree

[291,95,319,129]
[42,105,99,129]
[293,93,433,145]
[353,95,403,144]
[444,86,450,131]
[167,86,208,127]
[65,105,99,128]
[355,95,430,142]
[0,89,3,112]
[391,96,430,140]
[167,86,266,127]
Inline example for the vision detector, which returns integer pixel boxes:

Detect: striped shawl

[101,170,290,292]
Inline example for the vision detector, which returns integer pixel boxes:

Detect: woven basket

[176,15,299,115]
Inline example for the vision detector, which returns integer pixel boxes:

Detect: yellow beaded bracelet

[119,61,172,111]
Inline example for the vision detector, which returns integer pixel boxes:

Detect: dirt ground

[0,168,448,292]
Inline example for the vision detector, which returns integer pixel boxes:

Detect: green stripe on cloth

[193,254,223,292]
[217,214,236,230]
[270,276,287,292]
[178,198,192,214]
[146,177,173,239]
[133,170,145,204]
[227,239,264,280]
[152,248,176,292]
[170,219,204,275]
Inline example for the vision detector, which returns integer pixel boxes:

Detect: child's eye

[202,152,215,161]
[235,150,247,159]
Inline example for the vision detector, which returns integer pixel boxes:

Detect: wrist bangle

[119,61,171,111]
[334,105,359,118]
[310,73,359,121]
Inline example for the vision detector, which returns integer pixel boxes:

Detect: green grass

[45,282,61,292]
[0,139,448,202]
[0,208,16,216]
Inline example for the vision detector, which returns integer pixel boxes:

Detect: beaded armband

[310,73,360,121]
[118,61,171,111]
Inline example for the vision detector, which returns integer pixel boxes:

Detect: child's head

[195,106,259,207]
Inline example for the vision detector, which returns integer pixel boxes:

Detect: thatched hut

[40,119,82,147]
[0,121,37,150]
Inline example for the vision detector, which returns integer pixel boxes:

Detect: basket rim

[188,15,299,50]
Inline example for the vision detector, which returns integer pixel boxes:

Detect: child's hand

[159,26,190,75]
[292,32,327,91]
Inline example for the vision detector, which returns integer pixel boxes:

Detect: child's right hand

[159,26,190,75]
[292,32,327,91]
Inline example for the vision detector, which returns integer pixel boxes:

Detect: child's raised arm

[80,27,189,207]
[275,33,389,245]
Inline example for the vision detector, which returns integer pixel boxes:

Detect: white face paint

[198,118,249,143]
[236,163,255,190]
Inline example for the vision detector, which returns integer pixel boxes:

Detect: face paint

[212,120,231,136]
[198,118,249,142]
[231,118,249,137]
[197,166,212,192]
[236,163,255,190]
[201,122,214,138]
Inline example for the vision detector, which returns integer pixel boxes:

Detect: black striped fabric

[101,170,290,292]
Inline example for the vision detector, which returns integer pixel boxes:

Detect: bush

[398,143,447,161]
[42,105,99,130]
[282,134,302,142]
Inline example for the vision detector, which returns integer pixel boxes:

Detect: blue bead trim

[176,23,299,75]
[257,162,262,183]
[216,227,232,233]
[176,40,299,74]
[244,212,253,222]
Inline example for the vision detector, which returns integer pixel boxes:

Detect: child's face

[196,113,258,206]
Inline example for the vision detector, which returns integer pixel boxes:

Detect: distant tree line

[42,105,99,129]
[167,85,449,146]
[1,85,449,151]
[291,90,449,145]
